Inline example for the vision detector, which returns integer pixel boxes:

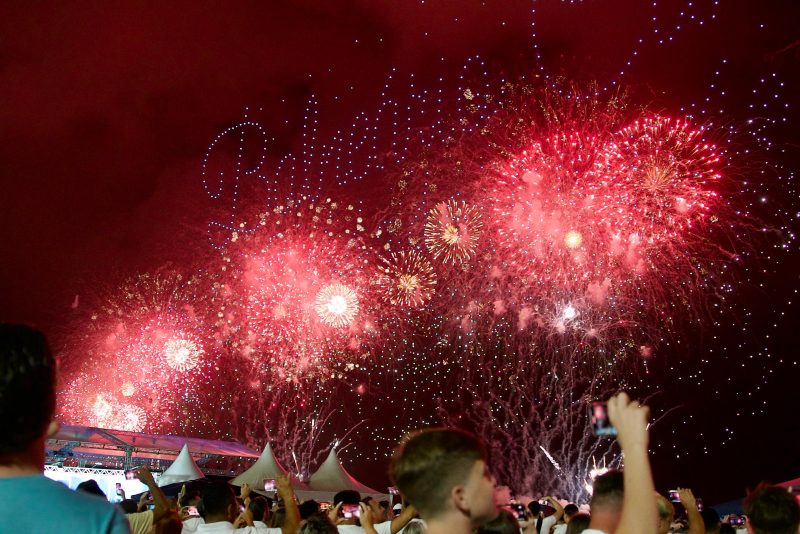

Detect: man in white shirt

[552,503,579,534]
[390,428,498,534]
[523,496,563,534]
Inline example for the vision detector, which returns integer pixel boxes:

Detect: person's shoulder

[374,520,393,534]
[336,525,365,533]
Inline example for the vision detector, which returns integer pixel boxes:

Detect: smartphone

[341,503,360,518]
[388,486,400,495]
[730,516,745,526]
[590,402,617,437]
[125,468,138,480]
[510,503,528,521]
[263,479,276,491]
[668,490,680,503]
[319,502,331,512]
[186,506,200,517]
[696,498,704,511]
[147,503,155,511]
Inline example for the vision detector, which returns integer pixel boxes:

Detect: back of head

[476,509,519,534]
[298,499,320,520]
[250,496,270,522]
[77,479,107,499]
[700,508,721,534]
[0,324,55,457]
[655,494,675,534]
[566,513,591,534]
[299,513,338,534]
[390,428,486,519]
[201,481,236,519]
[527,501,541,516]
[564,503,579,519]
[333,490,361,506]
[403,520,427,534]
[270,507,286,528]
[744,484,800,534]
[590,470,624,513]
[119,499,139,514]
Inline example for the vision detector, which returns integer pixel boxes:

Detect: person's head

[700,508,721,534]
[566,513,591,534]
[391,428,497,526]
[77,479,107,499]
[250,496,270,523]
[527,501,541,517]
[299,513,338,534]
[0,324,57,464]
[476,509,519,534]
[744,484,800,534]
[564,503,579,521]
[119,499,139,514]
[363,496,387,523]
[180,490,202,508]
[201,481,238,523]
[298,499,320,520]
[333,490,361,506]
[588,470,624,533]
[655,494,675,534]
[403,521,427,534]
[269,507,286,528]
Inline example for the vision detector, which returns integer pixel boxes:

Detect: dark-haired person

[326,490,414,534]
[700,508,721,534]
[553,504,580,534]
[0,323,131,533]
[565,513,590,534]
[743,483,800,534]
[583,392,657,534]
[524,496,564,534]
[477,509,520,534]
[390,428,498,534]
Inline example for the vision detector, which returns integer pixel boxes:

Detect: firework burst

[377,250,437,307]
[315,283,360,327]
[424,199,483,265]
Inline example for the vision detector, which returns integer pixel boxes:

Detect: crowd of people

[1,323,798,534]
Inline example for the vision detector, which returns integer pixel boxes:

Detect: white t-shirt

[539,516,557,534]
[582,530,609,534]
[183,516,205,533]
[552,524,566,534]
[248,521,281,533]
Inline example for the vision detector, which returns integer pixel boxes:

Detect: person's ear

[47,420,60,437]
[451,484,469,515]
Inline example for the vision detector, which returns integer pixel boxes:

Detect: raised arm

[276,475,300,534]
[546,496,564,523]
[678,488,705,534]
[607,392,657,534]
[136,466,170,521]
[390,501,416,534]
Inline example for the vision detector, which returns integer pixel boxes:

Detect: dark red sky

[2,1,799,504]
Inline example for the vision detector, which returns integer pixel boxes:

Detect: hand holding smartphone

[590,401,618,437]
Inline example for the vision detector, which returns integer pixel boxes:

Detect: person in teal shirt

[0,324,131,534]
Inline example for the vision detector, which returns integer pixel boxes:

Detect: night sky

[2,1,799,506]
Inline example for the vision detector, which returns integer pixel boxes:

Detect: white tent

[158,443,205,486]
[230,442,311,493]
[303,448,386,501]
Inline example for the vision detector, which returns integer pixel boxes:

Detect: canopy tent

[46,424,259,475]
[301,448,387,502]
[158,444,205,486]
[230,442,310,493]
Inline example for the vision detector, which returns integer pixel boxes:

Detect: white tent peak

[158,443,205,486]
[231,442,293,491]
[308,447,380,495]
